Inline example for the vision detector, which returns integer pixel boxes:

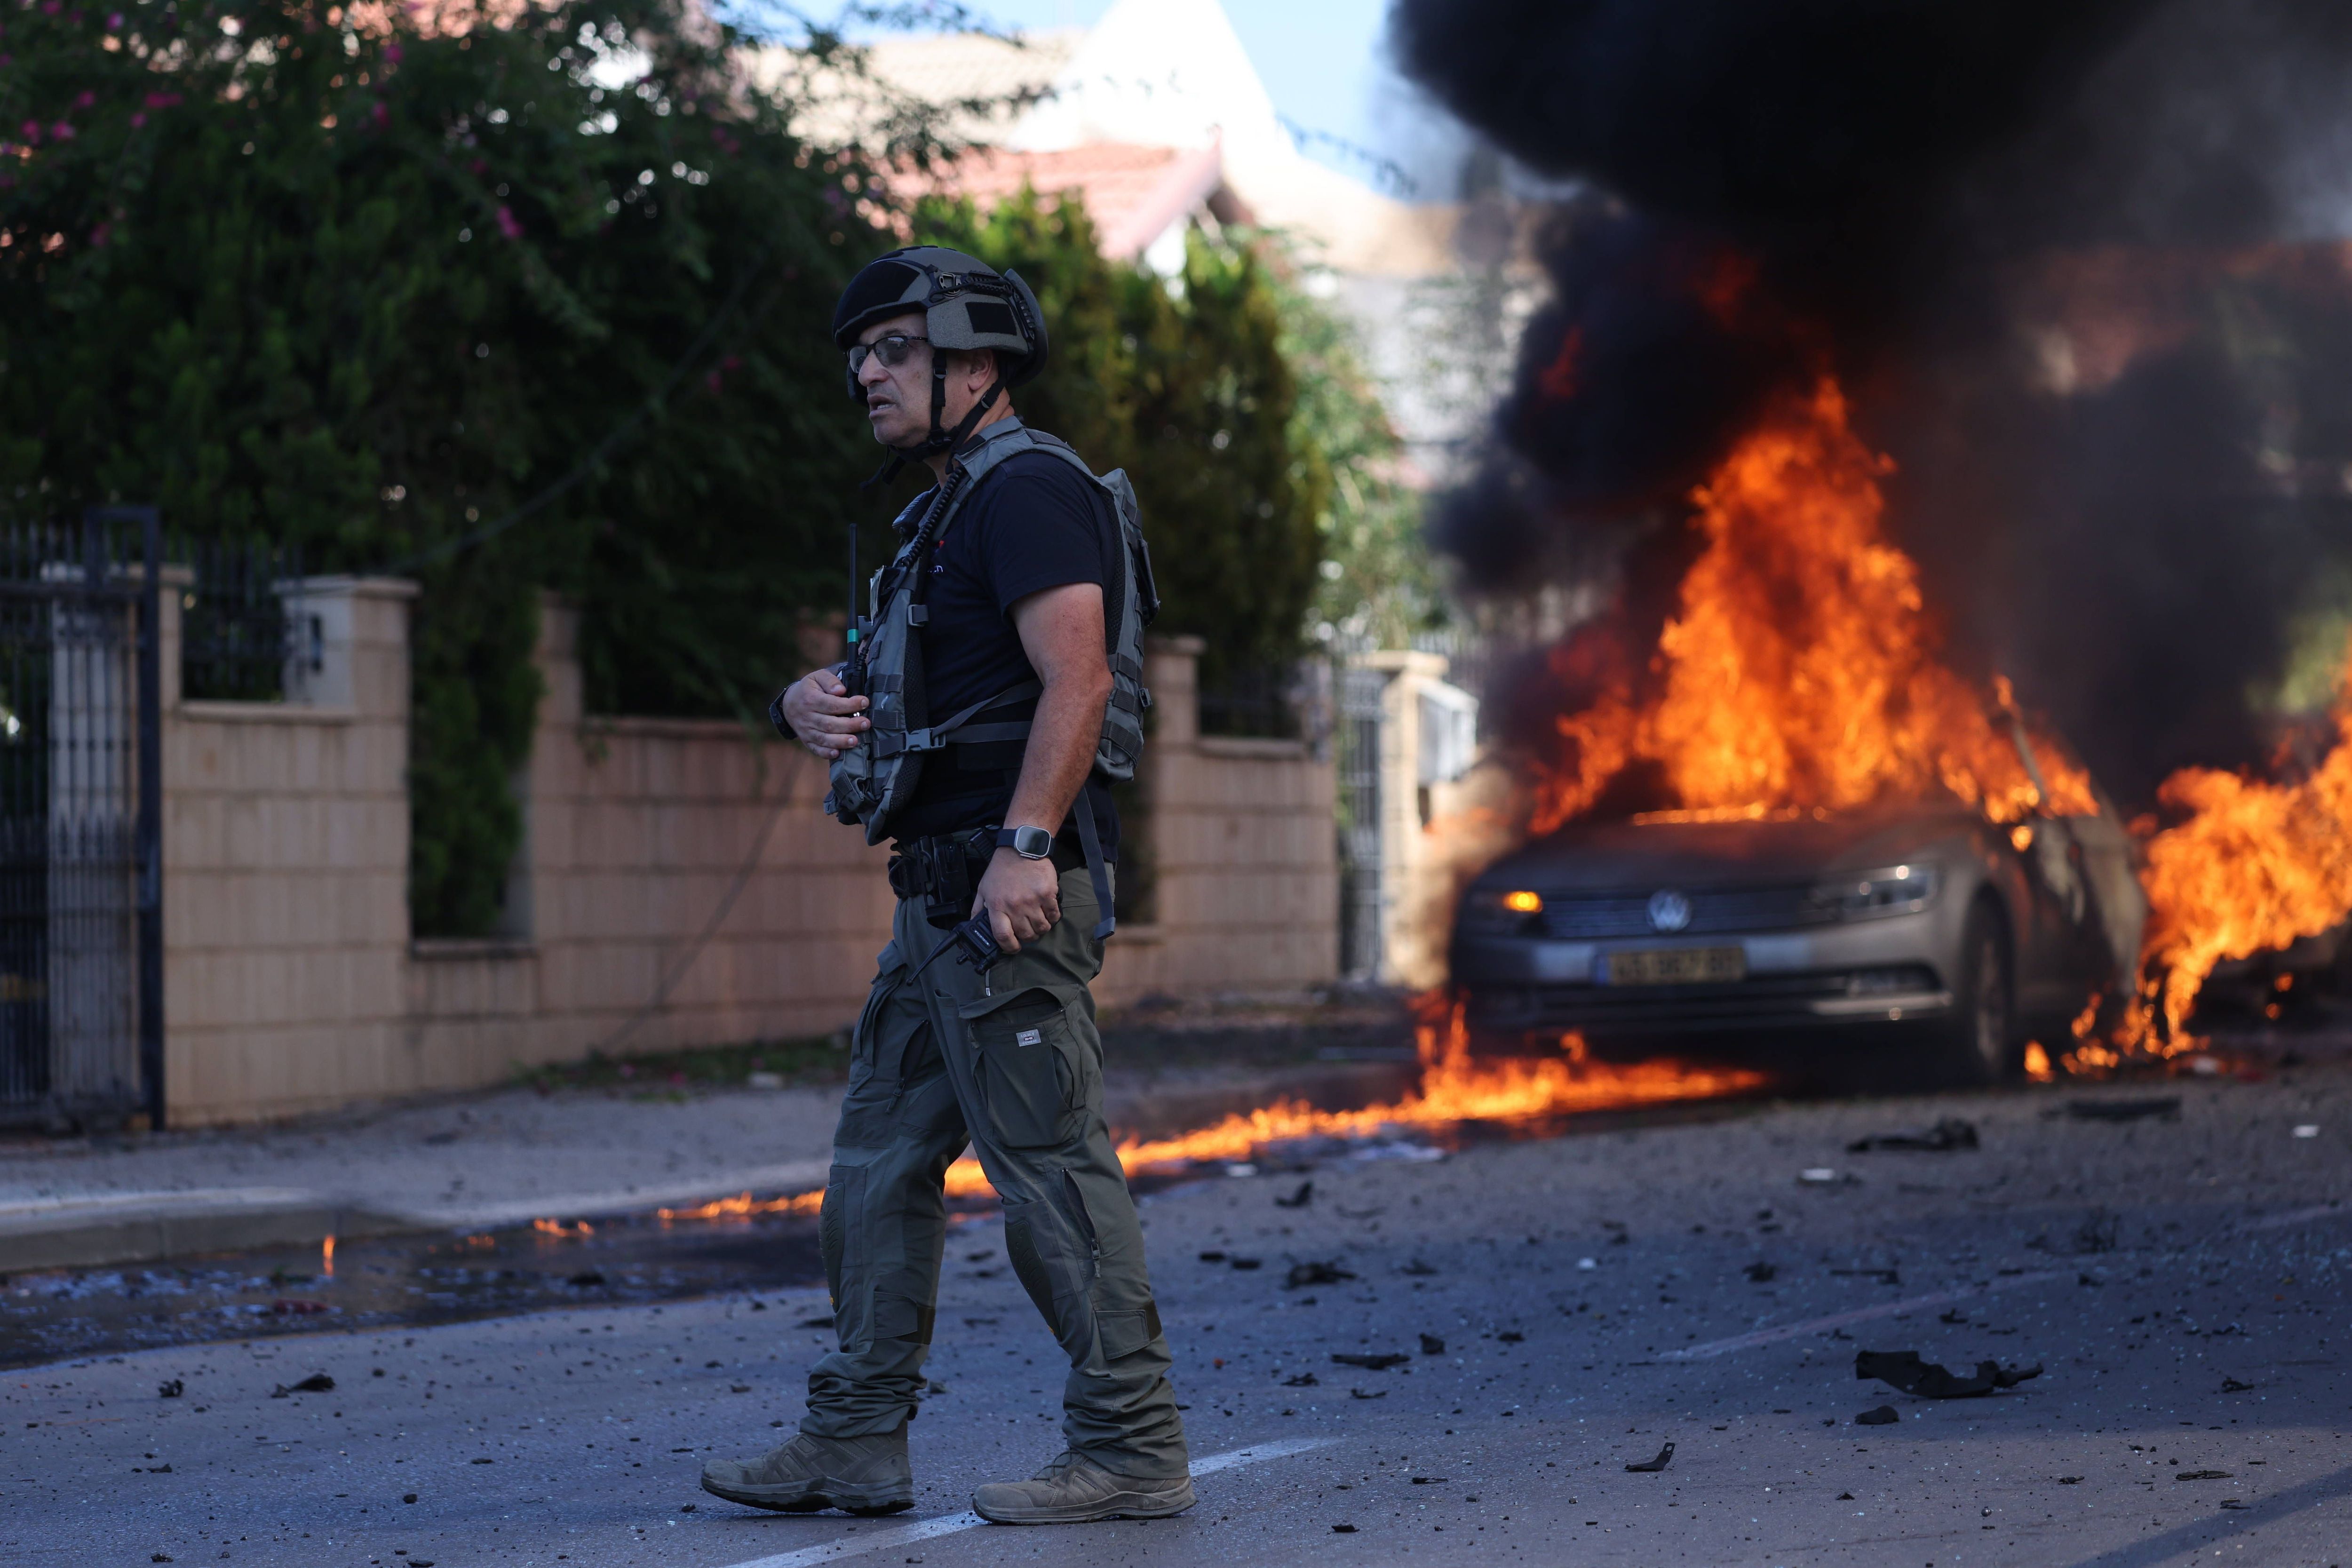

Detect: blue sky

[881,0,1467,199]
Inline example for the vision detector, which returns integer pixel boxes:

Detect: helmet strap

[859,352,1006,493]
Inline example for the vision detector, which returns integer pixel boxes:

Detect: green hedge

[1,0,882,935]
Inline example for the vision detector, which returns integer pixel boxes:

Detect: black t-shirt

[888,446,1121,859]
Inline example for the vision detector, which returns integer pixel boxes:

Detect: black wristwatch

[996,825,1054,860]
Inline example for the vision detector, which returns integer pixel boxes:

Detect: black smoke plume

[1396,0,2352,805]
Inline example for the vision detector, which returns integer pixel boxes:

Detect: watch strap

[996,825,1054,859]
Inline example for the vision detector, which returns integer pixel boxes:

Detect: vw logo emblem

[1647,889,1692,933]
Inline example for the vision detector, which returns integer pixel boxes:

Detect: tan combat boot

[971,1448,1197,1524]
[700,1425,913,1515]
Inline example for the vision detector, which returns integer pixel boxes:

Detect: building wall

[163,592,1336,1125]
[1102,637,1340,999]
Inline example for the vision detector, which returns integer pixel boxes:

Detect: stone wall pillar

[1347,650,1479,987]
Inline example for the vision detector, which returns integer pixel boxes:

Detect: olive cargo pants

[798,863,1190,1480]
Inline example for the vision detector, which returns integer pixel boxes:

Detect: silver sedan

[1450,803,2145,1084]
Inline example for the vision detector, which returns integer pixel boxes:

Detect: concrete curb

[0,1192,419,1275]
[0,1158,846,1276]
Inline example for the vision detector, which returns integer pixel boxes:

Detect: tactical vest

[822,418,1158,937]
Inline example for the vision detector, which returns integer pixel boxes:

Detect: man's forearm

[1003,671,1110,833]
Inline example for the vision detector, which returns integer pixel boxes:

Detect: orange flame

[1109,995,1762,1172]
[1529,379,2095,835]
[2117,641,2352,1050]
[658,995,1763,1214]
[321,1234,335,1279]
[656,1189,826,1223]
[532,1217,596,1238]
[1493,373,2352,1074]
[932,994,1760,1202]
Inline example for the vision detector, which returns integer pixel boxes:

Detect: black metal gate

[0,512,163,1131]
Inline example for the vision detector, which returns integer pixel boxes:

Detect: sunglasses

[847,333,931,376]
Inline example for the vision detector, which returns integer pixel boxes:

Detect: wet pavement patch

[0,1207,826,1368]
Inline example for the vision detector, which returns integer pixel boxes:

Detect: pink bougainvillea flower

[51,122,74,141]
[384,43,404,64]
[494,204,522,240]
[130,112,145,128]
[108,12,125,28]
[73,90,96,109]
[372,101,389,127]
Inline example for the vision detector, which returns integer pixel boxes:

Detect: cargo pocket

[964,988,1083,1150]
[1095,1305,1163,1361]
[834,942,906,1149]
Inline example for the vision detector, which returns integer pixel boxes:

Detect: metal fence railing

[176,536,302,703]
[1196,661,1306,740]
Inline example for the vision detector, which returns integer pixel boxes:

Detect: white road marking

[2239,1199,2347,1232]
[1661,1270,2073,1360]
[713,1438,1332,1568]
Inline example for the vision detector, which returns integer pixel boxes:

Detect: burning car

[1452,766,2145,1084]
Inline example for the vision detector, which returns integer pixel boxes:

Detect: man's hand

[780,667,869,760]
[974,847,1060,954]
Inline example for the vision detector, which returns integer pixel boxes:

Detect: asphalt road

[4,1067,2347,1568]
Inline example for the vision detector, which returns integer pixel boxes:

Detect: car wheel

[1935,902,2015,1086]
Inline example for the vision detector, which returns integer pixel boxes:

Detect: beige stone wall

[1095,637,1339,1002]
[163,596,1335,1125]
[163,579,417,1125]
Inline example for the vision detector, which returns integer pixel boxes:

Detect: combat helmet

[833,246,1049,471]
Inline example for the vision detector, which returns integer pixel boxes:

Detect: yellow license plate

[1606,947,1746,986]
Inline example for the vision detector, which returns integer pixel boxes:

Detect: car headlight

[1814,863,1941,919]
[1461,887,1544,934]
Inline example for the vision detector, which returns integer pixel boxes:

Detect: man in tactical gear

[699,247,1191,1525]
